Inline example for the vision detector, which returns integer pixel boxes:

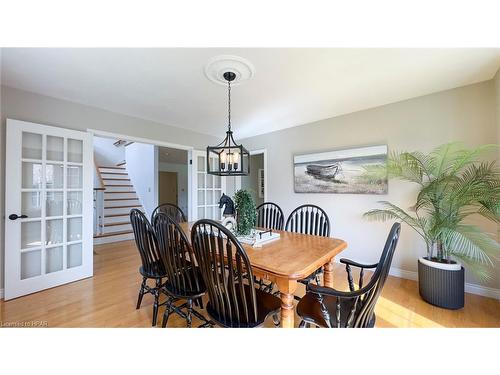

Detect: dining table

[180,222,348,328]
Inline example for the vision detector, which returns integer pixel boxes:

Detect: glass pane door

[193,151,225,220]
[4,119,93,300]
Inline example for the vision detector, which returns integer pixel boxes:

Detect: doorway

[158,172,178,206]
[237,149,267,205]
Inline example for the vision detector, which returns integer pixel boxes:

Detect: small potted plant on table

[233,189,257,236]
[364,143,500,309]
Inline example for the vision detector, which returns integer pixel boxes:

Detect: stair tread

[94,230,133,238]
[98,166,126,170]
[105,191,136,194]
[102,178,130,181]
[104,184,133,187]
[104,198,139,201]
[100,172,128,175]
[104,221,130,227]
[105,212,142,218]
[104,204,141,209]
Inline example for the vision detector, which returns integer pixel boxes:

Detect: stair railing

[94,159,106,236]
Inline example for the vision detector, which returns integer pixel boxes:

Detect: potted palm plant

[364,143,500,309]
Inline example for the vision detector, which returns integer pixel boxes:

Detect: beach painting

[294,145,388,194]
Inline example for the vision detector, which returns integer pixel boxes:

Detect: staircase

[93,164,144,244]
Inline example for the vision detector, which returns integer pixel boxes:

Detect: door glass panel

[206,208,213,220]
[46,219,63,245]
[214,190,222,204]
[197,207,204,219]
[21,221,41,249]
[197,156,205,172]
[67,191,83,215]
[197,173,205,188]
[207,191,213,205]
[214,175,221,188]
[67,243,82,268]
[46,246,63,274]
[46,164,64,189]
[21,250,41,280]
[22,162,43,189]
[68,217,82,242]
[46,191,63,217]
[22,132,42,159]
[207,175,213,188]
[46,136,64,161]
[67,166,83,188]
[213,206,221,220]
[68,139,83,163]
[21,192,42,218]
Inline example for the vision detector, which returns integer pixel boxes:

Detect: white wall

[495,68,500,242]
[241,80,500,292]
[125,143,158,218]
[0,85,219,293]
[93,136,125,167]
[158,161,188,215]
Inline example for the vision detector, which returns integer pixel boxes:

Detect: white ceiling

[158,146,188,164]
[2,48,500,139]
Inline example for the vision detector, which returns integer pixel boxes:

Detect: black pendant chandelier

[206,71,250,176]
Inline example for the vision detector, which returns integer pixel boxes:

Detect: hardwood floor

[1,240,499,328]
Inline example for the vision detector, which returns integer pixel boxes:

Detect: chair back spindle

[256,202,284,230]
[130,209,165,276]
[191,219,259,327]
[153,213,202,296]
[151,203,187,224]
[285,204,330,237]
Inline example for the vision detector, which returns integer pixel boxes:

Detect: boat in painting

[306,163,341,178]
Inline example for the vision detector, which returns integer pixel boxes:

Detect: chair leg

[315,274,322,286]
[186,299,193,328]
[152,278,161,326]
[272,313,280,327]
[197,297,204,309]
[162,299,172,328]
[136,277,147,309]
[299,320,306,328]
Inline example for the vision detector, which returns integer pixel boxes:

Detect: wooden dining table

[180,222,348,328]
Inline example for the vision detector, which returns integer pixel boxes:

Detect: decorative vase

[418,257,465,310]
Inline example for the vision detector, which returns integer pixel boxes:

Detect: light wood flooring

[1,240,499,328]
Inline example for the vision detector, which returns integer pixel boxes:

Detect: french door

[4,119,93,300]
[191,150,226,220]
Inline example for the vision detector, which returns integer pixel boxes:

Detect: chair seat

[206,284,281,328]
[164,267,206,299]
[139,261,167,279]
[297,292,375,328]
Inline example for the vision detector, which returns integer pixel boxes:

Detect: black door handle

[9,214,28,220]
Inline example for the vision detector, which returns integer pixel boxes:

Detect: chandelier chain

[227,80,231,132]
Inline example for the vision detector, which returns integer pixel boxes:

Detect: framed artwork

[294,145,388,194]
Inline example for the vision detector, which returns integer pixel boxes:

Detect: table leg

[323,257,335,288]
[275,278,297,328]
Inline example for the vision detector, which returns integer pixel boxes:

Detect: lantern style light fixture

[206,71,250,176]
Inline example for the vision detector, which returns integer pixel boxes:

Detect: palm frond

[442,224,499,266]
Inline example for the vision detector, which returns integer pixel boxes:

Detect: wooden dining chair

[151,203,187,224]
[256,202,285,231]
[297,223,401,328]
[285,204,331,288]
[190,219,281,328]
[130,209,168,326]
[152,213,211,328]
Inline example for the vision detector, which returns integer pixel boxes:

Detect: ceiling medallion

[204,55,255,86]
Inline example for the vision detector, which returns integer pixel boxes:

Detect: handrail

[94,159,106,190]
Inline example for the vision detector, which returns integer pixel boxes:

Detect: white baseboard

[0,288,4,300]
[388,267,500,300]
